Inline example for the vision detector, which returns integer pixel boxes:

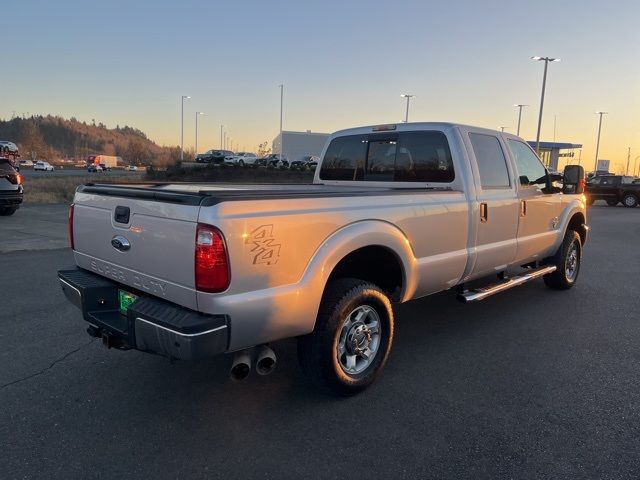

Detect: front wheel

[543,230,582,290]
[622,194,638,208]
[298,278,394,395]
[606,199,618,206]
[238,160,244,167]
[585,196,595,206]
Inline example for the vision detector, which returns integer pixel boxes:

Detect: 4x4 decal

[245,225,281,265]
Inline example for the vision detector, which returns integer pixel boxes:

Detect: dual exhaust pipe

[230,345,277,381]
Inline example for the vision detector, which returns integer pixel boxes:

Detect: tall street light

[278,84,284,159]
[220,124,224,149]
[531,56,560,153]
[180,95,191,161]
[593,111,608,171]
[401,94,415,123]
[195,111,204,158]
[514,104,528,136]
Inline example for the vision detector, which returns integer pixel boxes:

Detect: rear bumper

[58,268,229,360]
[0,188,23,206]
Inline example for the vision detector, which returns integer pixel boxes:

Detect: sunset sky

[4,0,639,172]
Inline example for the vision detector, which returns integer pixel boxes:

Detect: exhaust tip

[256,357,276,375]
[255,345,277,376]
[230,362,251,381]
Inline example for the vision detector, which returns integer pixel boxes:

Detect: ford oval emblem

[111,235,131,252]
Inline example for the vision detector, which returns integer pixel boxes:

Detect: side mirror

[563,165,585,194]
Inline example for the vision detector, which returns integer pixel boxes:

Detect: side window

[319,135,367,181]
[589,177,601,185]
[469,133,511,188]
[507,139,548,188]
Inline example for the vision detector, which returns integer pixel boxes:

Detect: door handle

[520,200,527,217]
[480,202,488,223]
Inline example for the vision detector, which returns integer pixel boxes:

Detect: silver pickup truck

[58,122,588,395]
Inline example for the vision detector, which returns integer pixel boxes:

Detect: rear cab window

[319,131,455,183]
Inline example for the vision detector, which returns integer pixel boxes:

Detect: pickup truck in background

[58,122,588,395]
[585,175,640,207]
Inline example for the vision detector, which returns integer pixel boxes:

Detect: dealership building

[272,131,330,161]
[526,141,582,171]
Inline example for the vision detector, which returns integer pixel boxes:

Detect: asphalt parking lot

[1,204,639,479]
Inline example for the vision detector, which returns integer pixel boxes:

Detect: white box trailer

[87,155,121,168]
[272,131,329,161]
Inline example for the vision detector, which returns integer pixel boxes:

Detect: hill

[0,115,181,166]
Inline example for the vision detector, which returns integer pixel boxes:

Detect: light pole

[500,127,507,132]
[180,95,190,161]
[514,104,528,136]
[220,125,224,150]
[625,147,631,175]
[531,56,560,153]
[195,111,204,158]
[278,84,284,159]
[594,111,608,172]
[634,155,640,177]
[401,94,415,123]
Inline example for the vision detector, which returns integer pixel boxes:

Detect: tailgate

[72,187,202,310]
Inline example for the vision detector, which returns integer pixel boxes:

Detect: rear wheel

[298,278,394,395]
[543,230,582,290]
[238,160,244,167]
[622,194,638,208]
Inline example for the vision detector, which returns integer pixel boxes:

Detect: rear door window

[469,133,511,188]
[319,131,454,182]
[0,159,17,174]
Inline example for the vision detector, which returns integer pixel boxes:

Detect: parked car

[264,154,289,169]
[224,152,259,167]
[126,165,138,171]
[58,122,588,395]
[0,158,23,216]
[585,175,640,207]
[196,150,235,164]
[33,161,54,171]
[290,156,319,171]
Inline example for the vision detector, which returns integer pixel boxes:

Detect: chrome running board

[457,265,557,303]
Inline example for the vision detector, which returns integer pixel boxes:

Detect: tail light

[68,204,75,250]
[16,173,23,185]
[195,224,230,292]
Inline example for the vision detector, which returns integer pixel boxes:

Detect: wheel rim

[565,241,579,282]
[336,305,382,375]
[624,196,636,207]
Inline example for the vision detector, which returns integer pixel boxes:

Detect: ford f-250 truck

[58,122,588,395]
